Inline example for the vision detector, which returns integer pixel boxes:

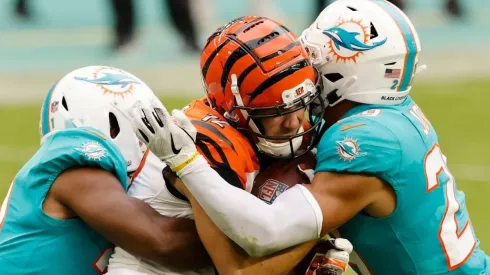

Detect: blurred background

[0,0,489,267]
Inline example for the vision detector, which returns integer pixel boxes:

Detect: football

[251,151,316,205]
[251,151,333,275]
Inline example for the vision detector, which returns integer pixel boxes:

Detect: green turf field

[1,78,489,273]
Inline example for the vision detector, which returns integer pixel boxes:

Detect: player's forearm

[62,173,210,269]
[188,195,250,275]
[179,156,323,257]
[239,240,318,275]
[151,216,212,269]
[189,194,317,275]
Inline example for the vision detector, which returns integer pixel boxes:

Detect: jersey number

[425,144,476,270]
[202,114,229,128]
[390,80,399,90]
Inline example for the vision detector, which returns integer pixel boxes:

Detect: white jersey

[107,98,260,275]
[107,152,215,275]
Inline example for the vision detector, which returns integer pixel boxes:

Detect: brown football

[251,151,316,205]
[251,151,329,275]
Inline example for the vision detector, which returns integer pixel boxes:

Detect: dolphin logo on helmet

[323,27,387,52]
[75,73,140,89]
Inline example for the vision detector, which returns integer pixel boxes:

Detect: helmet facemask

[229,72,325,159]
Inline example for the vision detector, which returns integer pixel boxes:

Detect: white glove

[128,99,199,174]
[319,238,353,275]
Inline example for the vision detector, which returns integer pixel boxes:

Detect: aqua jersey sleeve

[0,127,127,274]
[34,127,129,203]
[315,116,401,187]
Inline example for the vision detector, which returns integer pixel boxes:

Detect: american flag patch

[385,69,401,78]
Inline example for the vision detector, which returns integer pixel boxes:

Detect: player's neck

[322,100,358,126]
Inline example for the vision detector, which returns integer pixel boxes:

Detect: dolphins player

[0,66,209,275]
[129,1,490,274]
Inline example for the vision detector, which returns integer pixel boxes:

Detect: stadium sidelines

[1,49,490,105]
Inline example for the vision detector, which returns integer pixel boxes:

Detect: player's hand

[129,99,199,173]
[318,238,353,275]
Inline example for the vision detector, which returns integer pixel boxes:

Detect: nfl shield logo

[258,179,289,204]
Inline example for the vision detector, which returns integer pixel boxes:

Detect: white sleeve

[178,156,324,257]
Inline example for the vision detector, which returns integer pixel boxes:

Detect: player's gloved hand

[317,238,353,275]
[128,99,200,174]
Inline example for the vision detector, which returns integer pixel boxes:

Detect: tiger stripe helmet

[200,16,325,159]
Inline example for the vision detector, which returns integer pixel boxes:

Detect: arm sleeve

[178,156,323,257]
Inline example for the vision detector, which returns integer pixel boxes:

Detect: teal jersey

[316,97,489,274]
[0,127,128,275]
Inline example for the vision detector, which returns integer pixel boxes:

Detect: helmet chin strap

[230,74,249,121]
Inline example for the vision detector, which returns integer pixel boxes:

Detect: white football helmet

[39,65,157,172]
[301,0,426,109]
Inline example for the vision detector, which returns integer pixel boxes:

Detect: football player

[129,1,490,274]
[108,16,352,275]
[0,66,210,275]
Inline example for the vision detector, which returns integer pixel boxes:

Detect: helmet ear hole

[324,73,344,83]
[109,112,120,138]
[62,96,69,111]
[370,22,379,39]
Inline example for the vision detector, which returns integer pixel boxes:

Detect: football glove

[128,99,199,174]
[318,238,353,275]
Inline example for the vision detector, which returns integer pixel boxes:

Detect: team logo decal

[74,67,140,98]
[258,179,289,204]
[76,141,106,161]
[322,18,387,63]
[336,137,367,161]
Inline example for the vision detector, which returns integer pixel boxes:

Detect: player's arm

[191,196,318,275]
[172,176,318,275]
[306,172,390,235]
[176,119,398,256]
[50,167,211,268]
[128,102,394,257]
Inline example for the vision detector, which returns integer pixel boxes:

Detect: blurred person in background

[109,0,200,52]
[313,0,465,22]
[14,0,30,19]
[194,0,287,30]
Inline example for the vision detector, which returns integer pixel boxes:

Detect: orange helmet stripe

[201,38,230,79]
[247,59,310,104]
[219,25,292,94]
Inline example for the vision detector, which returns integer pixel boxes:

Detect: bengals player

[107,16,347,275]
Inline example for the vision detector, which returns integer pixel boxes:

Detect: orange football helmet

[200,16,325,159]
